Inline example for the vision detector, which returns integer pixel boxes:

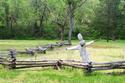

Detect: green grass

[0,40,57,51]
[0,67,125,83]
[0,40,125,83]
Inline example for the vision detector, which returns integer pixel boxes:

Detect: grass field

[0,40,125,83]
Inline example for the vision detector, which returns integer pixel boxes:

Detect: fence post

[85,62,92,74]
[54,60,62,70]
[8,49,16,69]
[50,44,54,50]
[43,50,46,54]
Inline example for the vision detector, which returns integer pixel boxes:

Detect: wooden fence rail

[0,41,70,56]
[1,54,125,73]
[0,42,125,73]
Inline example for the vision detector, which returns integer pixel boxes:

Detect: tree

[50,0,68,41]
[4,0,10,29]
[9,0,20,37]
[31,0,49,37]
[93,0,121,42]
[1,0,125,40]
[0,0,5,28]
[64,0,87,45]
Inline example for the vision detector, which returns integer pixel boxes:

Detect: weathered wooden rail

[1,52,125,73]
[4,41,70,56]
[0,41,125,73]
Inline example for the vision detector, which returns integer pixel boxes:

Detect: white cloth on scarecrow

[66,33,94,65]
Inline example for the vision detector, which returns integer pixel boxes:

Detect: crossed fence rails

[0,42,125,73]
[1,51,125,74]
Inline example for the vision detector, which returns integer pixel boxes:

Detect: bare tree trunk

[68,3,74,45]
[106,0,110,42]
[39,5,47,37]
[10,18,14,37]
[40,16,44,37]
[33,0,39,37]
[61,27,64,41]
[111,32,115,41]
[4,0,10,28]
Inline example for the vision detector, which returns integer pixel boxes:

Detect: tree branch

[74,0,88,11]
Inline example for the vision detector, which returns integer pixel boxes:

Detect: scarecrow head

[77,33,85,47]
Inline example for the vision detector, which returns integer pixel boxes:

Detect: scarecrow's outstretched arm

[66,45,79,50]
[85,40,94,46]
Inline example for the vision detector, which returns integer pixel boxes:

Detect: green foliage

[0,0,125,40]
[91,0,125,40]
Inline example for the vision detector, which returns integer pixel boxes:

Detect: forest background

[0,0,125,43]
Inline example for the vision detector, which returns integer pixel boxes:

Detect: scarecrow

[66,33,94,65]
